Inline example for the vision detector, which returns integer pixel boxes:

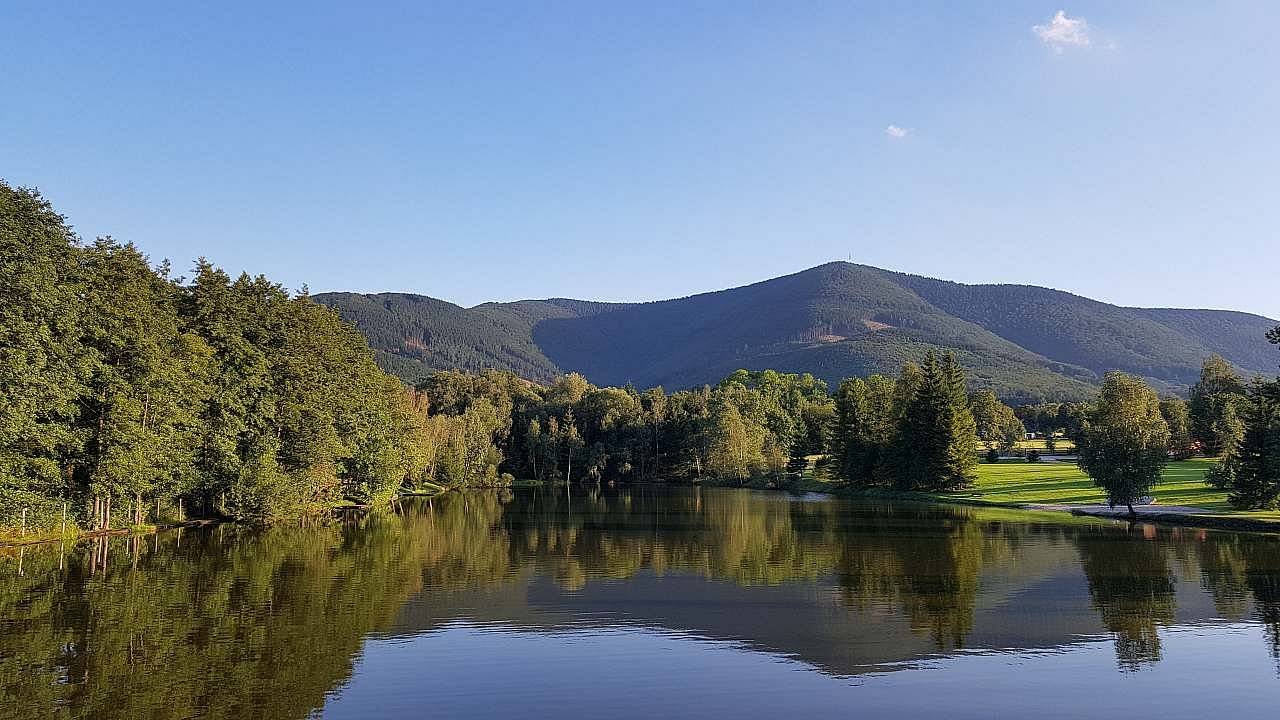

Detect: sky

[3,2,1278,317]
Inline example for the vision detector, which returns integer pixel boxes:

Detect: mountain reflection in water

[4,487,1280,719]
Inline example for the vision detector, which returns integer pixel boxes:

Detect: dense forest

[1,182,427,532]
[316,262,1279,402]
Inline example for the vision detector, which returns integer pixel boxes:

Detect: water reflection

[1075,528,1177,668]
[3,487,1280,718]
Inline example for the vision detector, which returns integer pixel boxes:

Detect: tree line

[414,351,1000,495]
[2,182,428,532]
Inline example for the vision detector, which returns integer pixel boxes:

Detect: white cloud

[885,125,909,139]
[1033,10,1091,53]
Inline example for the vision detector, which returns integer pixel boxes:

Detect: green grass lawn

[957,458,1280,521]
[761,455,1280,524]
[962,458,1224,508]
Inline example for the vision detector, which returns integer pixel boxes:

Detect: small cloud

[885,125,909,139]
[1033,10,1091,53]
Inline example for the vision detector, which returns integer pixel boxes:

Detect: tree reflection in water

[4,487,1280,719]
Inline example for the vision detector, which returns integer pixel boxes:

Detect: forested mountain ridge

[314,292,624,383]
[315,262,1277,403]
[883,269,1277,386]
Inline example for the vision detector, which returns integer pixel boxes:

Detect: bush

[1026,449,1041,463]
[985,448,1001,463]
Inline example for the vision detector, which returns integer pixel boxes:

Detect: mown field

[962,458,1280,521]
[796,456,1280,522]
[963,458,1222,508]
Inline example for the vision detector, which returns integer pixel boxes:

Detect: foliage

[0,185,88,521]
[1160,396,1196,459]
[1076,373,1171,512]
[415,367,834,487]
[969,390,1025,454]
[1189,356,1247,456]
[828,354,978,491]
[832,374,898,484]
[1207,380,1280,509]
[893,353,979,491]
[0,183,428,530]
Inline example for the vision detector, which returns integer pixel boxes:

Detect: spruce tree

[785,448,808,480]
[896,353,976,491]
[939,353,979,489]
[1208,380,1280,509]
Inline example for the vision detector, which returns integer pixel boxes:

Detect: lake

[4,486,1280,719]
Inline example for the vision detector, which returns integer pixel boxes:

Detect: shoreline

[9,481,1280,549]
[820,485,1280,534]
[0,518,221,548]
[697,471,1280,535]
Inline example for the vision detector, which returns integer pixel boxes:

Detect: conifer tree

[1207,380,1280,509]
[894,353,977,491]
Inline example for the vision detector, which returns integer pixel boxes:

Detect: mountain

[314,262,1278,403]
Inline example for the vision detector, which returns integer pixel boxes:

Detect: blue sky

[4,2,1278,317]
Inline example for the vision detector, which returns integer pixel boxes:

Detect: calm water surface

[4,487,1280,719]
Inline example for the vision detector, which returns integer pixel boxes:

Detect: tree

[1076,373,1171,516]
[1159,397,1195,460]
[78,239,209,526]
[1015,403,1061,436]
[770,437,795,482]
[1206,380,1280,509]
[0,184,90,529]
[969,390,1025,456]
[798,401,835,457]
[1189,356,1246,456]
[832,375,896,485]
[640,387,667,478]
[1059,402,1091,447]
[894,353,978,491]
[560,409,584,483]
[705,399,760,483]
